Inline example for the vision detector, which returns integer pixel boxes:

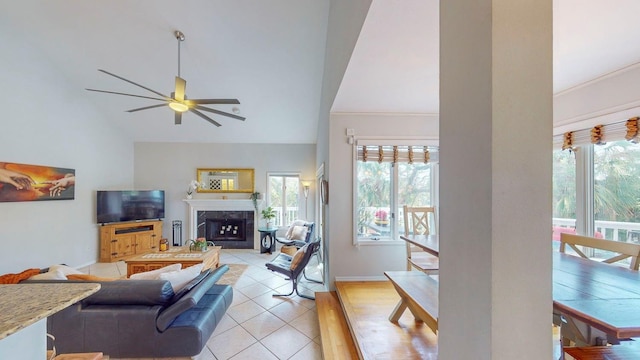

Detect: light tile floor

[81,247,326,360]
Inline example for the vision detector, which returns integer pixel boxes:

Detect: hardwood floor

[320,280,563,360]
[318,280,438,360]
[316,292,359,359]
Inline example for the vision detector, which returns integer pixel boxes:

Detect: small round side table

[258,227,278,254]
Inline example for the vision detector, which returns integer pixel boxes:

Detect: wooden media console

[99,220,163,262]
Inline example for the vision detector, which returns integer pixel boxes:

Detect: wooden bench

[560,233,640,270]
[408,252,440,274]
[384,271,438,334]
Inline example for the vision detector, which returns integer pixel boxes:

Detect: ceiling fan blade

[189,99,240,105]
[97,69,171,100]
[126,103,168,113]
[194,105,246,121]
[86,88,167,102]
[175,112,182,125]
[190,108,222,127]
[174,76,186,102]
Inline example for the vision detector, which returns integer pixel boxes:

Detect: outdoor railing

[553,218,640,243]
[273,207,299,227]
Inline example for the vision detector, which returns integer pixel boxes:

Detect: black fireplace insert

[196,210,254,249]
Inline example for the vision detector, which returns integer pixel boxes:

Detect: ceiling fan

[86,30,245,127]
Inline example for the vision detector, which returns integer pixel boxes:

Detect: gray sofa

[36,264,233,358]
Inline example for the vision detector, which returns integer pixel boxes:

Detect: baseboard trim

[335,275,387,282]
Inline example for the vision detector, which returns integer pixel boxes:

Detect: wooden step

[335,280,438,359]
[316,291,359,360]
[565,344,640,359]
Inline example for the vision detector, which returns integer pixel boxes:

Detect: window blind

[356,144,439,163]
[553,117,639,150]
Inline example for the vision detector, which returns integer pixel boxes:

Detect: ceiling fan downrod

[175,30,185,77]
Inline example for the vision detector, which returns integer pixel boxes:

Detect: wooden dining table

[553,251,640,345]
[400,234,439,257]
[399,234,640,345]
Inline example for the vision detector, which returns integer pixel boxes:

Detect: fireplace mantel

[183,199,255,242]
[184,199,254,211]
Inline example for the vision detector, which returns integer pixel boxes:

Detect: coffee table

[125,245,221,278]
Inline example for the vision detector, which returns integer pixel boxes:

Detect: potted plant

[189,237,209,252]
[261,206,276,228]
[186,180,199,199]
[374,209,389,226]
[250,191,261,212]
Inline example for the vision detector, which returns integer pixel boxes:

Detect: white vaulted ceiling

[3,0,330,144]
[334,0,640,115]
[4,0,640,143]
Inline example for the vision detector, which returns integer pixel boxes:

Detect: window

[552,148,576,245]
[397,162,434,234]
[268,174,300,227]
[594,141,640,241]
[553,118,640,263]
[356,161,392,238]
[354,143,438,242]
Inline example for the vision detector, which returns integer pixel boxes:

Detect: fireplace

[206,219,245,241]
[185,199,256,249]
[197,210,254,249]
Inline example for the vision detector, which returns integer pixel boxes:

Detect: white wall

[327,113,438,286]
[134,142,316,247]
[554,63,640,134]
[317,0,373,288]
[0,21,133,273]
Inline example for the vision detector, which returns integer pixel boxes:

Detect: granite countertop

[0,283,100,340]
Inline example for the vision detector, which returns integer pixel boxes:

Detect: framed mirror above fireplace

[196,168,255,193]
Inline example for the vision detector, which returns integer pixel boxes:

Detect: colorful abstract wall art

[0,162,75,202]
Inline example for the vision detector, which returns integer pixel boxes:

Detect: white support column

[439,1,553,359]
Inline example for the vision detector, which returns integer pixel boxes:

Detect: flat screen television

[96,190,165,224]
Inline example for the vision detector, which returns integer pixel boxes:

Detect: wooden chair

[403,205,439,274]
[560,233,640,270]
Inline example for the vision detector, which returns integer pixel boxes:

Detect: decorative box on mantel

[184,199,256,249]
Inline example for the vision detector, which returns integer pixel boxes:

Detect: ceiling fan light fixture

[169,102,189,112]
[87,30,244,127]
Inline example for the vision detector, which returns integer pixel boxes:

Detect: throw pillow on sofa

[67,274,118,281]
[159,263,204,292]
[26,264,82,281]
[171,268,212,302]
[29,269,67,281]
[48,264,84,276]
[129,263,182,280]
[2,268,41,283]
